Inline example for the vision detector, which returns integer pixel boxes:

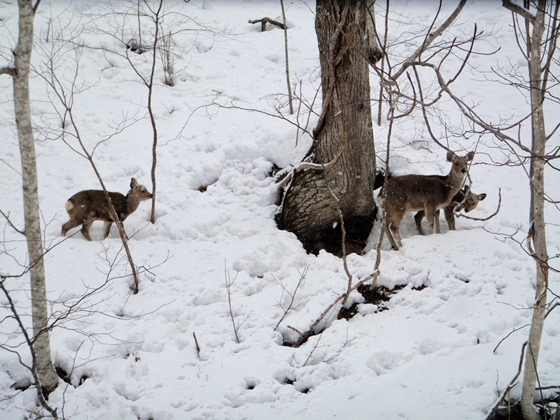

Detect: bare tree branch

[391,0,467,81]
[456,188,502,222]
[0,209,25,235]
[0,279,59,419]
[273,267,308,331]
[0,67,16,77]
[248,17,286,31]
[502,0,536,24]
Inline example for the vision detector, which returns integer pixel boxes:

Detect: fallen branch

[248,17,286,31]
[484,341,527,420]
[286,272,378,347]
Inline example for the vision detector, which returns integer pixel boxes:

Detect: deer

[61,178,153,241]
[377,151,475,250]
[414,186,487,234]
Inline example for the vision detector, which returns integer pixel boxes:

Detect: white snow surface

[1,1,559,419]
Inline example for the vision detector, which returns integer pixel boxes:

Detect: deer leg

[435,209,441,234]
[425,207,436,235]
[444,206,456,230]
[387,211,404,248]
[382,210,401,250]
[61,218,82,236]
[384,221,399,250]
[80,221,94,241]
[392,225,403,248]
[414,211,426,235]
[80,214,96,241]
[103,221,113,238]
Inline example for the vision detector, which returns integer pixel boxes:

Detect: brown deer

[377,151,475,249]
[61,178,153,241]
[414,186,486,234]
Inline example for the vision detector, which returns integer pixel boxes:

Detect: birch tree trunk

[519,1,549,418]
[12,0,59,398]
[276,0,378,256]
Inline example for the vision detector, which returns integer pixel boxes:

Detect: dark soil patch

[10,378,32,392]
[282,283,425,347]
[55,365,72,385]
[488,398,560,420]
[55,364,89,388]
[298,212,378,257]
[338,283,426,321]
[198,179,218,193]
[490,405,523,420]
[282,377,295,385]
[278,376,312,394]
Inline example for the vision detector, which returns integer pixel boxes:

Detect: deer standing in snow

[414,186,486,234]
[377,151,475,250]
[61,178,153,241]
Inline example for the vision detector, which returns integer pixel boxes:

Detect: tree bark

[148,1,164,224]
[519,1,549,418]
[276,0,377,256]
[12,0,59,398]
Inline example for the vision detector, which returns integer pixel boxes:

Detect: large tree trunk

[13,0,59,398]
[520,1,548,418]
[276,0,377,256]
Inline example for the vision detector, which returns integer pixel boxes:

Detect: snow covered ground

[1,1,559,419]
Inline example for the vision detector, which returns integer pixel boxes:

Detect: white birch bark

[11,0,59,397]
[519,1,549,418]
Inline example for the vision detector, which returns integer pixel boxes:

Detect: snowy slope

[1,1,559,419]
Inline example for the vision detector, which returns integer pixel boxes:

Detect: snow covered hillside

[1,1,559,419]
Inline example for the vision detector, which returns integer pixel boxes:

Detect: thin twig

[0,209,25,235]
[280,0,293,114]
[484,341,528,420]
[302,332,323,367]
[391,0,467,81]
[193,332,201,358]
[274,267,308,331]
[224,265,241,343]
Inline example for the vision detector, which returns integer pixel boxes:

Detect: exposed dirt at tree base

[283,283,426,348]
[488,398,560,420]
[338,283,426,321]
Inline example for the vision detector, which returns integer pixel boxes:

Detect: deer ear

[446,152,456,162]
[478,193,487,201]
[465,151,475,161]
[130,178,138,189]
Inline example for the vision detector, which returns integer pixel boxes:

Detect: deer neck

[126,192,142,214]
[444,168,467,194]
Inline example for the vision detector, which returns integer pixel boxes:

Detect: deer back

[382,151,474,213]
[384,174,460,213]
[66,190,129,222]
